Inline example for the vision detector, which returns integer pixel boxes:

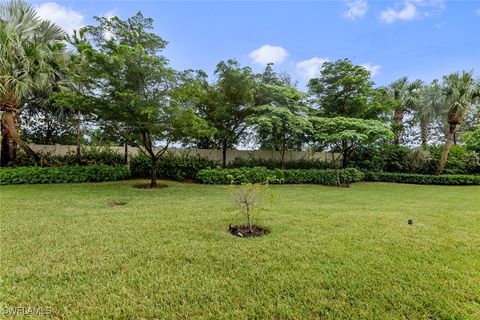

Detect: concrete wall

[29,144,340,164]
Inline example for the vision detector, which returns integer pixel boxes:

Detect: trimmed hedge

[365,172,480,185]
[15,147,125,167]
[229,157,333,170]
[196,167,364,185]
[130,153,217,181]
[0,165,130,185]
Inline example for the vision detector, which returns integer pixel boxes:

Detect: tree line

[1,1,479,186]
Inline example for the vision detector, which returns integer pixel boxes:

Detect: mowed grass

[1,181,479,319]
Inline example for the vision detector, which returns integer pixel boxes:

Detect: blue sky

[31,0,480,87]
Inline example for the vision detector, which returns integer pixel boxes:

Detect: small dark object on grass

[133,183,168,189]
[109,201,127,208]
[408,219,413,225]
[229,224,270,238]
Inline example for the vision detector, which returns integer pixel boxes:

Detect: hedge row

[229,157,333,170]
[196,167,364,185]
[0,165,130,185]
[15,147,126,167]
[364,172,480,185]
[130,153,217,181]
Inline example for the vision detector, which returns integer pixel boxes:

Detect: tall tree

[413,80,444,147]
[436,71,479,174]
[310,116,392,168]
[80,13,212,187]
[195,60,256,167]
[389,77,423,145]
[249,83,311,169]
[308,59,383,119]
[0,0,65,166]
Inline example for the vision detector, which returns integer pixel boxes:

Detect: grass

[1,180,479,319]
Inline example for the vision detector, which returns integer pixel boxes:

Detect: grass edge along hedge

[196,167,364,185]
[0,165,130,185]
[364,172,480,185]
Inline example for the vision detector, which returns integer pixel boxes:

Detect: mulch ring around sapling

[132,183,168,189]
[229,225,270,238]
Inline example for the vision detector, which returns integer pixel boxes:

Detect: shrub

[405,148,433,173]
[14,147,125,167]
[196,167,364,185]
[349,144,410,173]
[130,152,218,180]
[350,144,479,175]
[425,145,480,174]
[364,172,480,185]
[229,157,333,170]
[230,183,264,230]
[0,165,130,185]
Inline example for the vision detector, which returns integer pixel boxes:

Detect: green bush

[130,153,218,181]
[196,167,364,185]
[350,144,480,175]
[0,165,130,185]
[349,144,411,173]
[15,147,125,167]
[229,157,333,170]
[364,172,480,185]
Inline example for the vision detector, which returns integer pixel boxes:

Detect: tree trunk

[393,108,404,145]
[436,123,457,175]
[341,140,348,168]
[222,141,227,168]
[124,141,128,164]
[1,110,39,166]
[1,112,17,166]
[342,153,348,169]
[332,152,341,187]
[150,157,158,188]
[76,110,81,163]
[420,120,429,147]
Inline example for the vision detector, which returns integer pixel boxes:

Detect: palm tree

[436,71,479,175]
[414,80,444,147]
[389,77,423,145]
[0,0,65,166]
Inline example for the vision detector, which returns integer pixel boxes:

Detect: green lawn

[1,181,479,319]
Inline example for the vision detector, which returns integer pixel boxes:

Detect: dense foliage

[229,157,333,170]
[197,167,364,185]
[365,172,480,185]
[130,153,217,181]
[350,144,480,174]
[14,147,125,167]
[1,1,479,183]
[0,164,130,185]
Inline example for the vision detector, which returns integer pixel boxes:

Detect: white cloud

[249,45,289,65]
[296,57,329,80]
[103,9,118,19]
[379,0,445,23]
[380,2,417,23]
[35,2,85,34]
[361,63,381,77]
[343,0,369,20]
